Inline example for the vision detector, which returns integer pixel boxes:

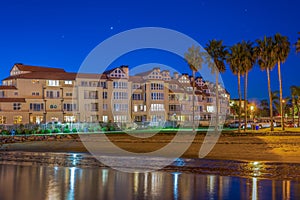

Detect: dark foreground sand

[1,133,300,163]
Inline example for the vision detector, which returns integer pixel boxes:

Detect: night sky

[0,0,299,100]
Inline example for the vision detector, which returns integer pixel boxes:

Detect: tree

[241,41,256,131]
[255,36,277,131]
[296,32,300,54]
[290,85,300,127]
[271,90,280,116]
[273,33,290,130]
[227,43,245,133]
[184,45,203,133]
[205,40,228,131]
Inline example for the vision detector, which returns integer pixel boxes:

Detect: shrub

[52,128,61,133]
[44,129,52,134]
[1,130,9,135]
[63,128,71,133]
[72,128,78,133]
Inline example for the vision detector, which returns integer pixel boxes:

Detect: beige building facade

[0,64,229,126]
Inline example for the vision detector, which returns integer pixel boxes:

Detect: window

[150,104,165,111]
[64,116,76,122]
[91,103,98,111]
[13,103,21,110]
[100,81,107,88]
[0,116,6,124]
[102,115,108,122]
[110,69,125,78]
[84,91,98,99]
[81,81,88,86]
[103,104,108,111]
[103,92,108,99]
[113,92,128,100]
[0,91,4,98]
[46,91,60,98]
[151,92,164,100]
[64,104,77,111]
[133,105,138,112]
[14,92,18,96]
[64,80,73,85]
[133,84,141,89]
[66,92,72,97]
[113,81,128,89]
[47,80,59,86]
[132,93,142,100]
[13,116,22,124]
[151,83,164,90]
[113,104,128,112]
[30,103,44,111]
[169,105,180,111]
[50,104,58,109]
[32,92,39,96]
[207,106,214,112]
[113,115,128,122]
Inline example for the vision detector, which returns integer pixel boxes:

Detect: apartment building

[0,63,230,126]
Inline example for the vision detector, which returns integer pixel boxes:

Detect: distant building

[0,63,230,125]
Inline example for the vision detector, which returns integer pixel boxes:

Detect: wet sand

[1,133,300,163]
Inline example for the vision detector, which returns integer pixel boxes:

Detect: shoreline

[1,133,300,164]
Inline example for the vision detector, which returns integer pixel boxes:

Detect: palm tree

[296,32,300,54]
[227,43,245,133]
[271,90,280,116]
[256,36,277,131]
[290,85,300,126]
[184,45,203,133]
[241,41,256,131]
[273,33,290,130]
[205,40,228,131]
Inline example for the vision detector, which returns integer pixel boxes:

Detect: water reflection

[0,164,299,200]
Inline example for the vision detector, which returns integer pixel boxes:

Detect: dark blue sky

[0,0,299,100]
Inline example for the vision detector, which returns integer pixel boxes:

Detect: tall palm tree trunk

[215,71,219,131]
[238,71,241,133]
[244,71,248,131]
[292,97,295,125]
[192,70,195,133]
[267,68,274,131]
[278,61,284,130]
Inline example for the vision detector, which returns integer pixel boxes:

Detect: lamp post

[282,99,285,130]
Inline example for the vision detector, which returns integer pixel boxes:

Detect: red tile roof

[0,98,26,102]
[0,86,17,90]
[3,72,77,81]
[14,63,65,73]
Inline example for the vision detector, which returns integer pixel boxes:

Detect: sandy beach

[1,133,300,163]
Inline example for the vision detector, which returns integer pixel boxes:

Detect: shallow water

[0,152,300,199]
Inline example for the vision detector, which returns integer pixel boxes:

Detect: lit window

[102,116,108,122]
[64,80,72,85]
[13,116,22,124]
[0,116,6,124]
[47,80,60,86]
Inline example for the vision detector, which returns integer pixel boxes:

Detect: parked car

[240,121,255,129]
[228,121,240,128]
[256,120,277,128]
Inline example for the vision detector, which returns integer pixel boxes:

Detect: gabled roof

[0,86,17,90]
[3,72,77,81]
[13,63,65,73]
[0,98,26,102]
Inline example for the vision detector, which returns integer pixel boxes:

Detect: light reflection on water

[0,164,300,200]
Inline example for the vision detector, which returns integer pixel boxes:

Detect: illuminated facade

[0,63,230,125]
